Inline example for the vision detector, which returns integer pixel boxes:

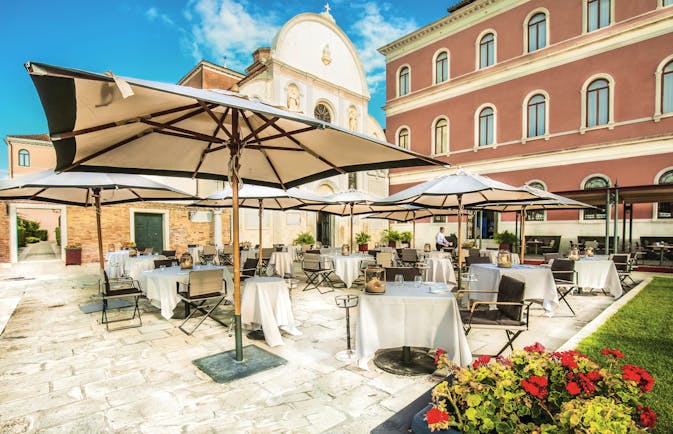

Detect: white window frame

[431,116,450,156]
[474,103,497,148]
[523,8,550,54]
[475,29,498,70]
[525,180,547,221]
[654,54,673,121]
[396,64,411,97]
[580,174,611,220]
[653,166,673,220]
[432,49,450,85]
[521,90,550,142]
[580,73,615,133]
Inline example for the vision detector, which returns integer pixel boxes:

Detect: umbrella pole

[94,188,104,270]
[520,206,527,264]
[258,203,263,271]
[412,211,416,249]
[350,205,354,250]
[231,171,243,362]
[457,195,464,281]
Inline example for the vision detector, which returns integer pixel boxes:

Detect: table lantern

[586,246,595,257]
[107,243,116,252]
[180,251,193,269]
[341,244,351,256]
[424,243,432,252]
[128,247,137,257]
[497,250,512,268]
[365,266,386,294]
[568,247,580,261]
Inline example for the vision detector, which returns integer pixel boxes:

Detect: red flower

[586,370,601,382]
[524,342,546,353]
[496,355,513,366]
[522,375,548,400]
[622,364,655,393]
[638,406,657,429]
[434,349,445,365]
[425,407,450,425]
[566,381,581,395]
[472,355,491,369]
[560,352,578,370]
[601,348,625,359]
[578,373,596,395]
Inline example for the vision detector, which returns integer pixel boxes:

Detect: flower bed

[419,344,656,433]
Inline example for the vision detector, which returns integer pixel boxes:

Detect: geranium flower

[496,355,513,366]
[586,370,601,382]
[434,349,445,365]
[601,348,625,358]
[425,407,450,425]
[560,352,578,370]
[637,406,657,429]
[622,364,655,393]
[524,342,546,353]
[566,381,581,395]
[472,355,491,369]
[522,375,548,400]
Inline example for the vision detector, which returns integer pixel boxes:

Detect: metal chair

[176,269,229,335]
[241,258,259,280]
[200,245,217,264]
[99,270,143,331]
[400,248,419,266]
[376,252,393,268]
[612,253,636,288]
[161,250,176,259]
[549,258,578,314]
[384,267,420,282]
[218,245,234,266]
[302,253,335,293]
[153,259,174,269]
[259,248,275,273]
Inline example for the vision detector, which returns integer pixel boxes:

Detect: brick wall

[0,202,9,262]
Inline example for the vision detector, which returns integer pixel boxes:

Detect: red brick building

[380,0,673,252]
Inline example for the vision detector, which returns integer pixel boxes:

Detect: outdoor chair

[218,245,234,266]
[176,269,229,335]
[400,248,419,266]
[457,275,530,356]
[200,245,217,264]
[302,253,335,294]
[376,251,394,268]
[539,239,557,254]
[307,249,322,255]
[543,253,562,263]
[547,259,578,314]
[99,270,143,331]
[612,254,636,288]
[384,267,420,282]
[241,258,259,280]
[153,259,174,269]
[468,248,481,257]
[259,248,275,273]
[465,255,491,266]
[161,250,176,259]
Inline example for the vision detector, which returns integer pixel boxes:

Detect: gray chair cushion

[496,275,525,321]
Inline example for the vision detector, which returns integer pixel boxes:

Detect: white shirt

[436,231,448,246]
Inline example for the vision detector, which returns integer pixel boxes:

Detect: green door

[134,213,164,253]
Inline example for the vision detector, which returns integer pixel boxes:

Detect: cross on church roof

[324,2,331,14]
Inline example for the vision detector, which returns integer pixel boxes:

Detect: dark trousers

[436,243,443,251]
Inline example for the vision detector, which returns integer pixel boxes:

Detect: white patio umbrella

[194,184,324,268]
[374,170,540,268]
[0,170,197,268]
[26,62,442,363]
[365,205,459,248]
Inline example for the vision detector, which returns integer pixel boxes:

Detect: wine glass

[394,274,404,283]
[413,275,423,287]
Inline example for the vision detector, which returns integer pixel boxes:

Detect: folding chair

[458,275,530,356]
[548,258,578,314]
[176,269,229,335]
[384,267,420,281]
[241,258,259,280]
[612,254,636,288]
[218,245,234,266]
[400,248,419,266]
[200,245,217,264]
[259,248,275,274]
[302,253,335,293]
[161,250,176,259]
[99,270,143,331]
[154,258,174,268]
[376,252,393,268]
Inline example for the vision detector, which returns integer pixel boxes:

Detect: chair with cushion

[465,255,491,266]
[302,253,335,294]
[200,245,217,264]
[468,248,481,257]
[548,259,578,314]
[612,254,636,288]
[400,248,419,266]
[218,245,234,266]
[99,270,143,331]
[259,248,275,273]
[376,252,394,268]
[458,275,530,356]
[543,253,562,263]
[384,267,421,282]
[153,259,174,269]
[241,258,259,280]
[176,268,229,335]
[161,250,176,259]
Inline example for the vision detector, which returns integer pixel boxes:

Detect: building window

[432,216,447,223]
[479,33,495,69]
[527,13,547,52]
[433,118,448,155]
[586,79,610,127]
[663,61,673,114]
[587,0,610,32]
[583,176,609,220]
[348,173,357,190]
[18,149,30,167]
[314,103,331,123]
[478,107,495,146]
[526,181,546,221]
[397,127,410,149]
[435,51,449,84]
[657,170,673,218]
[527,94,546,138]
[665,0,673,6]
[398,66,410,96]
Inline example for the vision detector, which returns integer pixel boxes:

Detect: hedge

[26,236,41,244]
[17,227,26,248]
[35,229,48,241]
[55,227,61,246]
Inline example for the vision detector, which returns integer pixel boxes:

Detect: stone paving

[0,262,664,433]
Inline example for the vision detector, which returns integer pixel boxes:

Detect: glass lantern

[365,265,386,294]
[568,247,580,261]
[341,244,351,256]
[424,243,432,252]
[586,246,595,257]
[128,247,138,257]
[180,251,194,269]
[497,250,512,268]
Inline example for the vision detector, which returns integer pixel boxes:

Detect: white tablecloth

[469,264,559,312]
[356,282,472,370]
[322,254,374,288]
[425,258,457,284]
[320,247,342,255]
[105,251,129,277]
[139,265,233,320]
[267,251,294,277]
[106,251,164,280]
[480,249,521,265]
[187,246,202,264]
[574,259,623,298]
[241,277,301,347]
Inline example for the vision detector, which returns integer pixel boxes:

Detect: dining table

[355,282,472,370]
[241,276,301,347]
[646,244,673,265]
[321,253,374,288]
[468,263,559,312]
[573,257,623,297]
[106,251,165,280]
[424,257,457,285]
[139,265,233,320]
[266,251,294,277]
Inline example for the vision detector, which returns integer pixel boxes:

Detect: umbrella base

[373,346,435,376]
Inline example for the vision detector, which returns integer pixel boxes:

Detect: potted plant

[493,230,517,251]
[382,228,401,248]
[399,231,413,248]
[413,343,657,433]
[355,231,371,252]
[65,243,82,265]
[294,232,316,246]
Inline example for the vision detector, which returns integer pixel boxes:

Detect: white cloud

[348,2,417,92]
[146,6,175,27]
[184,0,279,70]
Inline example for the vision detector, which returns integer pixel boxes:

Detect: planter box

[65,248,82,265]
[358,243,368,252]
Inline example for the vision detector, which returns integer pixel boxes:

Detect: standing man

[436,227,449,251]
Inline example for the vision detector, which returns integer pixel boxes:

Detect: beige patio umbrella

[26,62,442,363]
[0,170,197,269]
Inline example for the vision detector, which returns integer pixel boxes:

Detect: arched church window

[314,104,332,123]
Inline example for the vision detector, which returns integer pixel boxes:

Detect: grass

[576,277,673,433]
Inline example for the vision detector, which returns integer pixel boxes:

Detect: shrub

[17,227,26,248]
[55,227,61,246]
[399,231,413,243]
[294,232,315,245]
[382,228,400,243]
[35,229,48,241]
[355,232,371,245]
[26,236,40,244]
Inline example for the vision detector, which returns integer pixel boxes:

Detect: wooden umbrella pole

[231,112,243,362]
[412,211,416,249]
[457,195,464,270]
[350,205,354,250]
[258,203,263,270]
[520,205,527,264]
[94,188,104,270]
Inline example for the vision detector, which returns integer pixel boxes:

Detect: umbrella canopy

[0,170,197,268]
[374,170,540,267]
[27,61,443,364]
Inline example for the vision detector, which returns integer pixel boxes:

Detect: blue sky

[0,0,460,177]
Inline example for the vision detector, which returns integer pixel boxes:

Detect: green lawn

[576,277,673,433]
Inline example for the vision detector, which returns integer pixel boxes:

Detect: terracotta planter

[358,243,368,252]
[65,248,82,265]
[388,241,397,248]
[499,243,512,251]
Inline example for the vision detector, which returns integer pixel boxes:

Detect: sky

[0,0,461,177]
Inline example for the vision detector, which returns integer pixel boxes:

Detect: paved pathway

[18,241,60,262]
[0,263,668,433]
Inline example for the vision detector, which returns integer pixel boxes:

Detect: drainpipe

[613,184,619,255]
[604,188,610,255]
